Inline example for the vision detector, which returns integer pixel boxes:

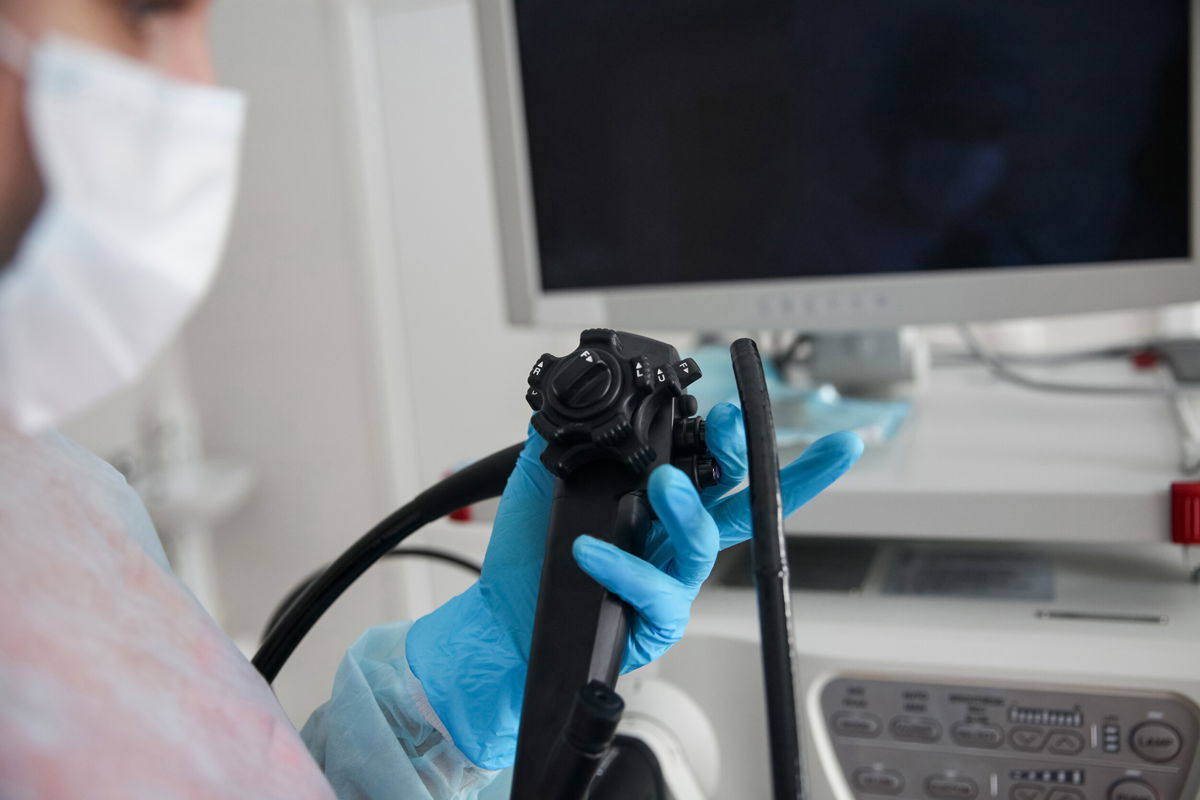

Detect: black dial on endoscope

[551,350,614,410]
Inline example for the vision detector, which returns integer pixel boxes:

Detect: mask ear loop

[0,18,31,75]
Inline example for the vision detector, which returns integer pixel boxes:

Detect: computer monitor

[477,0,1198,332]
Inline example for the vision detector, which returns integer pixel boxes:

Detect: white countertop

[789,361,1191,543]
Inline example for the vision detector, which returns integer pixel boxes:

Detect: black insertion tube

[539,681,626,800]
[730,339,804,800]
[252,442,524,684]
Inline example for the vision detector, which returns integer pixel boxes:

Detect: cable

[932,341,1146,369]
[957,325,1173,397]
[261,547,482,643]
[252,443,522,684]
[731,338,803,800]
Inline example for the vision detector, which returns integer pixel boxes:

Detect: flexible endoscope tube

[731,338,804,800]
[261,547,483,642]
[252,442,523,684]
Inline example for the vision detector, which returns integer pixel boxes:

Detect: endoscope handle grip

[510,463,651,799]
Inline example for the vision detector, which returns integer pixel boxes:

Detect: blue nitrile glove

[406,402,862,770]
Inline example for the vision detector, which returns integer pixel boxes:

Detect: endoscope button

[1130,722,1182,763]
[630,358,654,393]
[676,358,701,387]
[1010,785,1044,800]
[653,364,682,395]
[831,711,882,738]
[1108,779,1158,800]
[951,722,1004,748]
[853,768,904,795]
[1046,730,1085,756]
[528,353,556,387]
[678,394,699,417]
[926,775,978,800]
[1010,727,1048,752]
[525,387,544,411]
[890,716,942,742]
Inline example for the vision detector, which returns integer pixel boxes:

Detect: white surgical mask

[0,22,245,434]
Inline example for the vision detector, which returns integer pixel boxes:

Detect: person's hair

[125,0,192,16]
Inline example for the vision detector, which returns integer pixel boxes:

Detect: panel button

[1046,730,1085,756]
[926,775,978,799]
[831,711,881,738]
[1010,726,1048,752]
[890,716,942,742]
[1108,779,1159,800]
[1046,790,1085,800]
[853,768,905,795]
[951,721,1004,748]
[1010,784,1044,800]
[1130,722,1182,763]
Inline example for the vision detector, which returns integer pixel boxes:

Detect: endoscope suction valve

[512,329,718,800]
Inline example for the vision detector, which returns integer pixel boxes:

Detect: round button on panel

[853,768,905,796]
[1108,779,1159,800]
[1045,790,1085,800]
[1010,784,1044,800]
[951,721,1004,748]
[890,715,942,742]
[1009,726,1048,752]
[1046,730,1086,756]
[926,774,978,799]
[831,711,882,738]
[1129,721,1183,763]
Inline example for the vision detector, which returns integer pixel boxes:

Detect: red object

[445,470,474,522]
[1171,483,1200,544]
[1131,349,1160,370]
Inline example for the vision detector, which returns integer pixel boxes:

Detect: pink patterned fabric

[0,429,335,800]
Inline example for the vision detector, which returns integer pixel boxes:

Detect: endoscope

[254,331,802,800]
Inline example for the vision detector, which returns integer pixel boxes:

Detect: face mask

[0,22,245,434]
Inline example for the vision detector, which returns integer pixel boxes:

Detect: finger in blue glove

[573,425,863,671]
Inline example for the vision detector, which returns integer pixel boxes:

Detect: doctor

[0,1,862,798]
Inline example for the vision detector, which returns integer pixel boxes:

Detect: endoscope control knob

[551,351,614,410]
[672,416,707,456]
[673,454,722,490]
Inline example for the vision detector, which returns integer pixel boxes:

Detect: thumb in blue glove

[406,402,862,769]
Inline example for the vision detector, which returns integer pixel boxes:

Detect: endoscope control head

[524,328,713,484]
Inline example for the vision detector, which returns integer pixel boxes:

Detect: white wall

[184,0,419,722]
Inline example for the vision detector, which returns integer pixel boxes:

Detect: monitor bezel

[476,0,1200,331]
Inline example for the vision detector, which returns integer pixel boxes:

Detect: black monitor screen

[514,1,1190,291]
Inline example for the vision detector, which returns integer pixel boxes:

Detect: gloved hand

[407,402,862,770]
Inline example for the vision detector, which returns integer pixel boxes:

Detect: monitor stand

[800,327,930,397]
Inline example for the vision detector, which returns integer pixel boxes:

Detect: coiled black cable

[261,547,483,643]
[252,443,522,684]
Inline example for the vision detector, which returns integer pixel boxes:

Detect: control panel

[819,677,1199,800]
